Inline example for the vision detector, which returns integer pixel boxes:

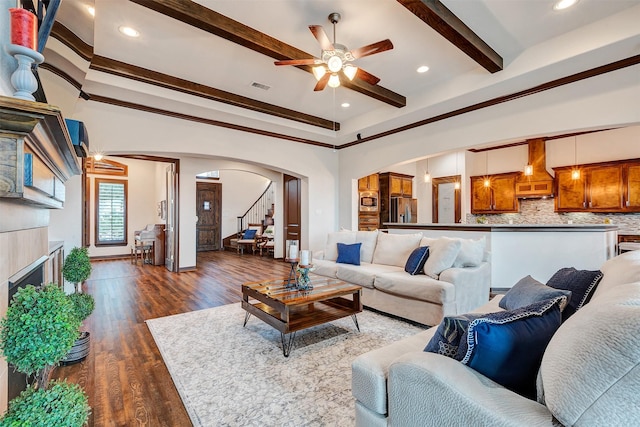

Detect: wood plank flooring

[52,251,290,427]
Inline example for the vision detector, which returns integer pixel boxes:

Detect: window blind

[96,180,127,245]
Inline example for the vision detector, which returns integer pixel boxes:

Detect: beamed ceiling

[41,0,640,149]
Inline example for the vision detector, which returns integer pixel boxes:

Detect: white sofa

[313,230,491,326]
[351,250,640,426]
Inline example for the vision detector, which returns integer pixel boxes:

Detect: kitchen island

[384,223,618,290]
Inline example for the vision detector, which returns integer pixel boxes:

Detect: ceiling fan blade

[274,58,320,66]
[350,39,393,59]
[355,68,381,86]
[309,25,334,51]
[314,73,330,91]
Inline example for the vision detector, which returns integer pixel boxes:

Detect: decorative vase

[5,44,44,101]
[296,266,313,290]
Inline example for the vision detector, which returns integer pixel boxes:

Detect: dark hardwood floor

[53,250,291,427]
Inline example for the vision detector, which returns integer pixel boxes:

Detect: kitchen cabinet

[358,174,379,191]
[470,173,519,214]
[358,213,379,231]
[554,159,640,212]
[378,172,415,223]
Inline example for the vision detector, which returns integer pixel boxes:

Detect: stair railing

[237,181,274,235]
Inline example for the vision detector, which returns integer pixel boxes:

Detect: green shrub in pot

[62,247,92,293]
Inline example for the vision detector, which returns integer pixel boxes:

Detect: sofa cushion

[404,246,429,275]
[499,275,572,311]
[324,230,357,261]
[372,232,422,268]
[422,237,462,279]
[592,250,640,300]
[357,230,379,264]
[546,267,603,321]
[312,259,338,278]
[453,236,487,267]
[538,282,640,426]
[423,312,484,361]
[374,272,455,304]
[337,263,403,289]
[337,242,362,265]
[462,297,565,399]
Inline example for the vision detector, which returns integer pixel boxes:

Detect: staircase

[224,182,275,252]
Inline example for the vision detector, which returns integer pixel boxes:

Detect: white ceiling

[49,0,640,147]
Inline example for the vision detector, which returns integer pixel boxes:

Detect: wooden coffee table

[241,275,363,356]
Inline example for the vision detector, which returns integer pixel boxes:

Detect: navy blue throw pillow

[546,267,603,321]
[405,246,430,275]
[336,242,362,265]
[461,297,565,399]
[499,275,571,311]
[242,229,257,239]
[424,312,483,361]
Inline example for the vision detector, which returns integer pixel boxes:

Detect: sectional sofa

[313,230,491,326]
[351,250,640,426]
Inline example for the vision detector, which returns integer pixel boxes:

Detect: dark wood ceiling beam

[130,0,406,108]
[397,0,503,73]
[89,55,339,130]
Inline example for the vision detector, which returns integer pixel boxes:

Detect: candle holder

[5,44,44,102]
[296,264,314,291]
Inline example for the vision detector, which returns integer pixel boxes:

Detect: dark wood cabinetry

[358,173,380,231]
[554,159,640,212]
[358,174,379,191]
[378,172,415,223]
[470,172,519,214]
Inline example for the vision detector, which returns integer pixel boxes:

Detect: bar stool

[131,244,147,265]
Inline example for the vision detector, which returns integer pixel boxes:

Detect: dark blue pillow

[242,229,257,239]
[546,267,603,321]
[424,312,483,361]
[499,275,571,311]
[462,297,565,399]
[336,242,362,265]
[405,246,430,275]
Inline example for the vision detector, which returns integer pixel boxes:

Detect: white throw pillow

[356,230,379,264]
[592,250,640,300]
[453,236,486,267]
[423,237,462,279]
[324,231,357,261]
[372,232,422,267]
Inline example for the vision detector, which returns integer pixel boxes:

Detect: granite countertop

[383,223,620,232]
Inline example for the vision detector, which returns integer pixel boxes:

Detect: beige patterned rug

[146,303,424,427]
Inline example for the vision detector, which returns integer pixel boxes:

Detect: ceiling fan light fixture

[328,73,341,88]
[343,64,358,81]
[327,56,343,73]
[312,66,326,81]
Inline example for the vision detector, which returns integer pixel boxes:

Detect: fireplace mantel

[0,95,81,208]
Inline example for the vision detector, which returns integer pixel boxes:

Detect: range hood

[515,138,554,198]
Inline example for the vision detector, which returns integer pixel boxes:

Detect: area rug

[146,303,424,427]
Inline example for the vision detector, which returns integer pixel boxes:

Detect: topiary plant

[67,292,95,324]
[0,284,81,389]
[0,380,90,427]
[62,247,92,293]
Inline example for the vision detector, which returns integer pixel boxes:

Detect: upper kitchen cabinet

[554,159,640,212]
[470,172,520,214]
[358,174,379,192]
[380,172,413,197]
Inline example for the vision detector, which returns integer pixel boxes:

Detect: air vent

[250,81,271,91]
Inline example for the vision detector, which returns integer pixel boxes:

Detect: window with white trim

[95,178,128,246]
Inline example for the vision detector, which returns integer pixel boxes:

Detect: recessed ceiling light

[417,65,430,73]
[119,26,140,38]
[341,102,350,108]
[553,0,579,11]
[86,5,95,17]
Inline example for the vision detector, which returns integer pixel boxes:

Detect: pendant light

[571,136,580,180]
[424,158,431,183]
[454,152,461,190]
[483,151,490,188]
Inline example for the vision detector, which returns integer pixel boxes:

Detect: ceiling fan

[274,12,393,91]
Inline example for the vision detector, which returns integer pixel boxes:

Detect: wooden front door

[196,182,222,251]
[283,174,301,254]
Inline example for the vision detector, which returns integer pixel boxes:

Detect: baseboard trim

[91,254,129,261]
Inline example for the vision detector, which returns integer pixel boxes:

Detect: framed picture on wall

[158,200,167,220]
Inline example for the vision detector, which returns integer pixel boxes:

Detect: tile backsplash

[466,198,640,232]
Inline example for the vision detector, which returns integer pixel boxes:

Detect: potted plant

[0,284,90,426]
[61,247,95,365]
[62,246,92,293]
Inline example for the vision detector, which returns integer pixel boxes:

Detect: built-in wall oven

[360,191,378,212]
